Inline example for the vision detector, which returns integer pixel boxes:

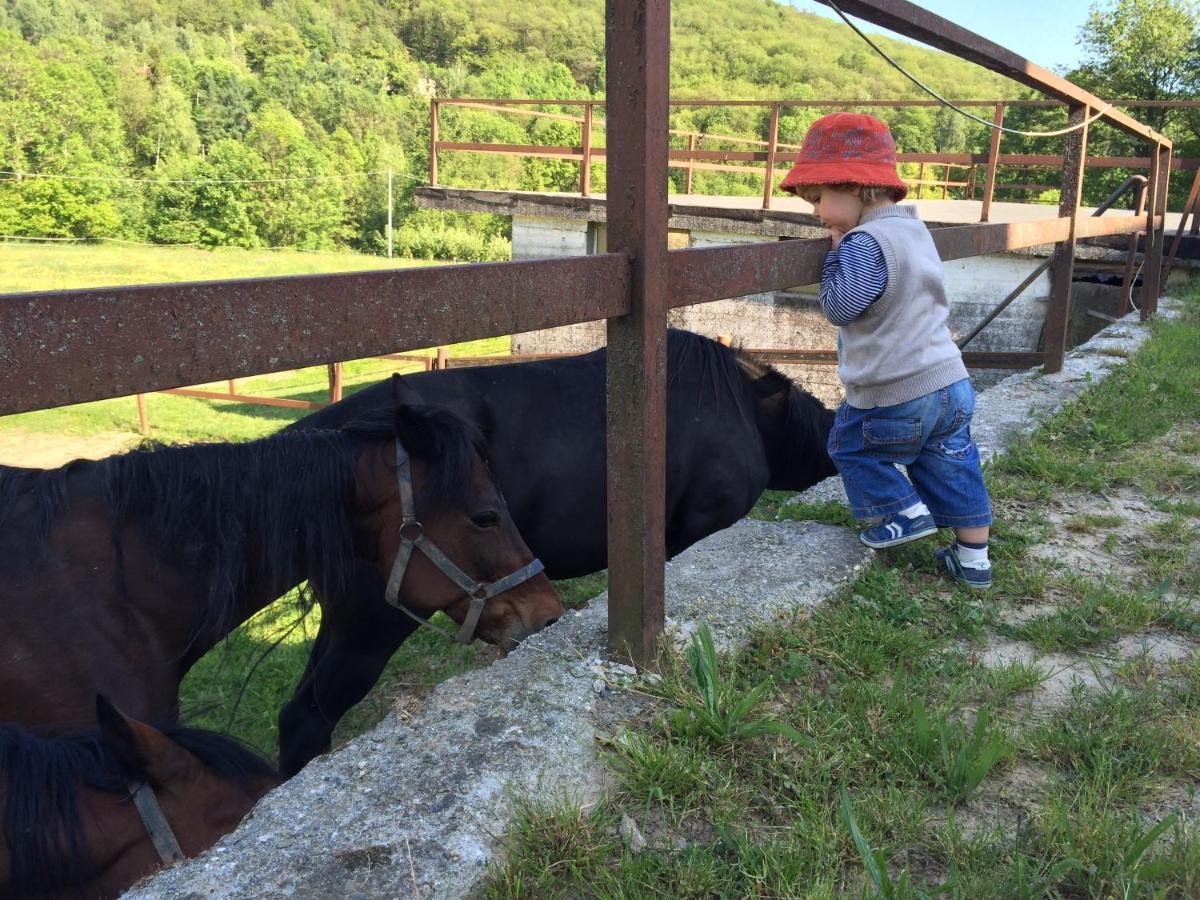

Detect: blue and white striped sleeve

[818,231,888,326]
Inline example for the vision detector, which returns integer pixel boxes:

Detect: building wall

[510,220,1058,406]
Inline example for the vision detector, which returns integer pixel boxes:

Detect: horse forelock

[666,329,757,425]
[158,724,279,792]
[342,402,485,510]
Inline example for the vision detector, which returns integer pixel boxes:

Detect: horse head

[0,696,278,900]
[733,350,838,491]
[350,375,564,652]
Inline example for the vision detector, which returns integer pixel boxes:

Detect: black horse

[273,331,833,775]
[290,329,837,576]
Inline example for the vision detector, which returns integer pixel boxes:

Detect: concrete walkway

[125,302,1175,899]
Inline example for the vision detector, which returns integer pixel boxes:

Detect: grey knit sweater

[836,204,968,408]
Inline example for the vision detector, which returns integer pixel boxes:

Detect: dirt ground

[947,423,1200,838]
[0,429,139,468]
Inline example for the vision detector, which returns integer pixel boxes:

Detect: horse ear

[96,695,190,784]
[390,373,423,409]
[96,694,152,776]
[390,374,437,457]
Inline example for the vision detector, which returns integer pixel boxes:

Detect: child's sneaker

[934,545,992,590]
[859,513,937,549]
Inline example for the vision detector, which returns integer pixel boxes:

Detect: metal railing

[0,0,1174,663]
[430,96,1198,216]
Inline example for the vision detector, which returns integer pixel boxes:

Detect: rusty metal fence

[430,96,1199,217]
[0,0,1173,664]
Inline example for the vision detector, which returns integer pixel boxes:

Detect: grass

[0,242,512,443]
[481,281,1200,897]
[0,240,436,294]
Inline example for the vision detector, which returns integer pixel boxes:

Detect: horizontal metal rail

[0,254,630,415]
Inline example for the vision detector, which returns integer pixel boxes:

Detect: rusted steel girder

[667,214,1153,311]
[750,349,1044,369]
[813,0,1169,145]
[0,255,629,416]
[604,0,671,667]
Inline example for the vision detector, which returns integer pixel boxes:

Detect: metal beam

[813,0,1170,144]
[0,255,630,415]
[604,0,671,667]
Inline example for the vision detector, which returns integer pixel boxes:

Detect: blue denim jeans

[828,378,992,527]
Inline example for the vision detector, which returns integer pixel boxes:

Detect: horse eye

[470,511,501,529]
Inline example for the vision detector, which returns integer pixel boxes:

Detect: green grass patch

[483,282,1200,897]
[0,240,436,294]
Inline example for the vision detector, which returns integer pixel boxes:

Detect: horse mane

[0,721,276,899]
[0,463,73,547]
[665,328,759,430]
[0,403,483,645]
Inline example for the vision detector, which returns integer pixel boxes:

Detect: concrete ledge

[127,521,869,899]
[127,300,1178,899]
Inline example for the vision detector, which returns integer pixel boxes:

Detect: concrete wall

[510,220,1056,406]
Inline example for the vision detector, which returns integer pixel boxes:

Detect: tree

[1071,0,1200,204]
[1074,0,1200,132]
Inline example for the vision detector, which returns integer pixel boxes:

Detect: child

[779,112,993,589]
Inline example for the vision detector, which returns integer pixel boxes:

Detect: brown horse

[0,378,562,774]
[0,695,279,900]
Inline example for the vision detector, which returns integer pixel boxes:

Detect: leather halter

[127,780,184,866]
[382,438,545,643]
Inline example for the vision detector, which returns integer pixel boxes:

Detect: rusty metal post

[136,394,149,435]
[1043,105,1089,374]
[762,103,780,210]
[685,133,697,194]
[917,162,925,200]
[429,100,439,186]
[436,346,449,370]
[605,0,669,667]
[226,378,236,395]
[1142,142,1171,315]
[1119,179,1148,317]
[581,101,593,197]
[1164,167,1200,280]
[980,102,1005,221]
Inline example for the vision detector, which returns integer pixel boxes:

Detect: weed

[668,625,809,746]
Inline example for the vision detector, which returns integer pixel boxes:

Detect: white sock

[957,543,990,569]
[899,502,930,519]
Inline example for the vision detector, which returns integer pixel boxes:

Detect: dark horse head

[0,381,563,756]
[0,695,279,900]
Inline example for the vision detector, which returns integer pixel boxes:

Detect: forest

[1,0,1197,260]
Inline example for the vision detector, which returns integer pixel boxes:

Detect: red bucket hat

[779,112,908,201]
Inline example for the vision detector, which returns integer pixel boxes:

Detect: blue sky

[797,1,1098,73]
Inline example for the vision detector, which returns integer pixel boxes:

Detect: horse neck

[75,789,161,898]
[114,434,361,659]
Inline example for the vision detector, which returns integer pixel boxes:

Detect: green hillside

[0,0,1147,260]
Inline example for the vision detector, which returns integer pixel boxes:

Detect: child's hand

[829,227,847,249]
